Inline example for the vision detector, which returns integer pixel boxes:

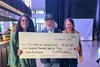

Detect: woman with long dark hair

[8,14,36,67]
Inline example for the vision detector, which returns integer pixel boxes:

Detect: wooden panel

[2,48,7,67]
[0,41,9,67]
[0,50,2,67]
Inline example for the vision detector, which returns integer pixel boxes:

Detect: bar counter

[0,41,9,67]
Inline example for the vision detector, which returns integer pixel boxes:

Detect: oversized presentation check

[19,32,79,58]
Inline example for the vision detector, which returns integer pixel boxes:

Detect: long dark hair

[15,14,35,43]
[64,18,75,31]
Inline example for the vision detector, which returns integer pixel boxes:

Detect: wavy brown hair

[64,18,75,31]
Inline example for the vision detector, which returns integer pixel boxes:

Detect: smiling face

[20,16,29,30]
[65,20,73,31]
[45,19,55,30]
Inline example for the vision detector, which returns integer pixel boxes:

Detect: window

[32,10,45,32]
[32,10,36,14]
[35,18,45,32]
[32,10,45,14]
[36,10,45,14]
[36,18,44,23]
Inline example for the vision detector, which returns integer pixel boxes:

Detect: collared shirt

[48,29,54,33]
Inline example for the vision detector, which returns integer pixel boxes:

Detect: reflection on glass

[98,47,100,58]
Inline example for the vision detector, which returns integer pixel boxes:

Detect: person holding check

[60,18,83,67]
[41,13,62,67]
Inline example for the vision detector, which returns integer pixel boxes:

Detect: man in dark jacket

[41,13,61,67]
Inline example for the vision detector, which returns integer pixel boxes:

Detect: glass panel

[36,18,44,23]
[36,23,44,32]
[32,10,36,14]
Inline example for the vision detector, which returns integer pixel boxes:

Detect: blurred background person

[3,26,11,41]
[11,23,17,33]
